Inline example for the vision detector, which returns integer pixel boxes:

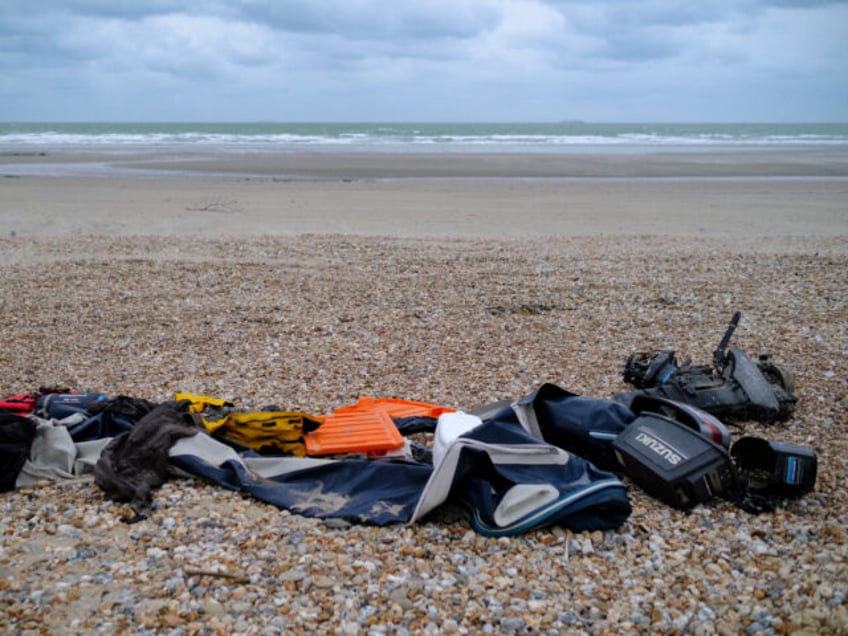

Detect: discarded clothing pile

[1,384,636,535]
[0,382,817,535]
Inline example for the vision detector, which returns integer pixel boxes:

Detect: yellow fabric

[203,411,323,457]
[174,392,234,414]
[173,392,322,456]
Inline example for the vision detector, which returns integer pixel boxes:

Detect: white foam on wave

[2,127,847,148]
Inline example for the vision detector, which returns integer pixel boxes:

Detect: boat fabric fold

[410,413,631,536]
[169,432,432,525]
[492,382,635,472]
[170,409,631,535]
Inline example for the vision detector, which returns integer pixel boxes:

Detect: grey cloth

[16,414,87,487]
[169,431,335,479]
[94,403,199,521]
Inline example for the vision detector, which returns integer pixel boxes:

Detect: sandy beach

[2,147,847,241]
[1,147,847,634]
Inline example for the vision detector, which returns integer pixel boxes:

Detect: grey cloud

[1,0,502,40]
[0,0,203,19]
[601,32,679,63]
[0,0,501,76]
[543,1,807,65]
[0,14,103,69]
[228,1,502,41]
[764,0,848,6]
[0,0,845,121]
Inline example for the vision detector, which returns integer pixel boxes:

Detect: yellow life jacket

[174,392,234,414]
[208,411,323,457]
[174,392,322,457]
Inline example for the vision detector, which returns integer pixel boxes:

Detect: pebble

[0,235,846,634]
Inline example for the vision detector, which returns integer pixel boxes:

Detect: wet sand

[1,147,847,241]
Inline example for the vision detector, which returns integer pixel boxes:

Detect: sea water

[2,121,847,152]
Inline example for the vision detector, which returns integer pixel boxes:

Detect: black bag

[0,413,36,492]
[36,391,109,420]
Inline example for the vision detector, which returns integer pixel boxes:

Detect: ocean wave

[2,124,847,148]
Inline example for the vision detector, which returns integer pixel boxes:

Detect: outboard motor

[614,312,798,423]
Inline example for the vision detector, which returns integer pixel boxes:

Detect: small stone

[501,617,526,632]
[313,576,334,589]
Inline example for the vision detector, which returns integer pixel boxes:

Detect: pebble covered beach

[1,233,846,634]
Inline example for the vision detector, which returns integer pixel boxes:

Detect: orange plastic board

[332,396,455,419]
[304,410,404,456]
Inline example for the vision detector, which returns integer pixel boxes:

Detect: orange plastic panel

[332,396,455,419]
[304,410,404,456]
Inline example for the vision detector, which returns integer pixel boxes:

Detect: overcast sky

[1,0,846,122]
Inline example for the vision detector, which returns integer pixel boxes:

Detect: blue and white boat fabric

[490,382,635,472]
[168,383,634,536]
[410,411,631,536]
